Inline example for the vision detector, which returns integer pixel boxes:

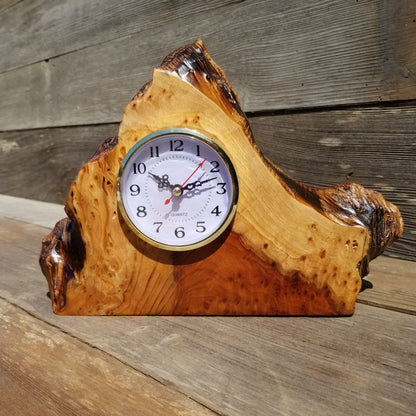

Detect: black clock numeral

[150,146,160,158]
[136,206,147,217]
[174,227,185,238]
[169,139,184,152]
[153,222,163,233]
[216,183,227,194]
[196,145,201,157]
[210,161,220,173]
[211,205,221,216]
[196,221,206,233]
[133,162,146,174]
[130,184,141,196]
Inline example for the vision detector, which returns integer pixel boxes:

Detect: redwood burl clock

[40,40,403,316]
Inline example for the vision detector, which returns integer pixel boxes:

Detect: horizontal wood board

[0,214,415,415]
[0,194,65,229]
[0,0,233,73]
[0,298,216,416]
[0,0,415,130]
[0,124,117,203]
[1,103,414,260]
[356,256,416,314]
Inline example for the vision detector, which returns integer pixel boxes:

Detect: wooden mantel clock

[40,40,403,316]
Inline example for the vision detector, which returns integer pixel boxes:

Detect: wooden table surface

[0,195,415,416]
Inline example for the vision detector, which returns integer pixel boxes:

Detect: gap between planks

[1,97,416,133]
[1,1,416,129]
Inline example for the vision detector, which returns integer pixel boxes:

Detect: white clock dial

[117,129,238,251]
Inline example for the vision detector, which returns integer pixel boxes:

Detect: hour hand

[149,172,174,190]
[182,177,216,191]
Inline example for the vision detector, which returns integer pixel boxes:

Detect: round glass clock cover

[117,129,238,250]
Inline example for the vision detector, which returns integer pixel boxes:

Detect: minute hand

[182,177,216,191]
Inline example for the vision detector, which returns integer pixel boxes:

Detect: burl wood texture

[40,40,403,316]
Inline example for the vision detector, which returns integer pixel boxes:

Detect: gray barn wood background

[0,0,415,261]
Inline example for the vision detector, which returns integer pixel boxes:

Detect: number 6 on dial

[116,129,239,251]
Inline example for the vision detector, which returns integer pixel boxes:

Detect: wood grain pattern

[3,208,415,316]
[39,40,402,316]
[250,105,416,261]
[358,256,416,315]
[1,103,414,261]
[0,0,20,15]
[0,0,234,73]
[0,1,413,261]
[0,299,216,416]
[0,1,414,412]
[1,215,415,416]
[0,124,117,203]
[0,1,415,130]
[0,194,65,228]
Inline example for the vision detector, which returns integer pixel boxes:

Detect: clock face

[117,129,238,251]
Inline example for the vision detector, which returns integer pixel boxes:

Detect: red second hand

[165,158,207,205]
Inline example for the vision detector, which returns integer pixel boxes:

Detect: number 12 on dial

[116,129,238,251]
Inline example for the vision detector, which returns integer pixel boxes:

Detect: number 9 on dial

[116,129,238,251]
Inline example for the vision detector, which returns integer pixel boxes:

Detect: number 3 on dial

[116,129,238,251]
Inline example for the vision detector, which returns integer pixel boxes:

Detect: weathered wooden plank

[0,216,415,416]
[0,0,233,73]
[1,0,415,130]
[0,0,20,15]
[250,105,416,261]
[0,124,117,204]
[0,299,217,416]
[0,194,65,228]
[358,256,416,314]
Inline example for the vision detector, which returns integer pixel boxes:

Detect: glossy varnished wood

[39,41,402,316]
